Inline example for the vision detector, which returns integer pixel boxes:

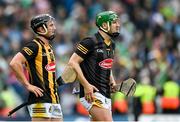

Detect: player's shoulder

[24,40,38,46]
[80,36,96,46]
[22,40,39,50]
[81,36,94,42]
[21,40,39,57]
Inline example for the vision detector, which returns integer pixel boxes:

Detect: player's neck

[99,30,111,46]
[99,30,110,39]
[37,36,49,45]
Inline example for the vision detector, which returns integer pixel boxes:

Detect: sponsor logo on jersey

[99,58,113,69]
[45,62,56,72]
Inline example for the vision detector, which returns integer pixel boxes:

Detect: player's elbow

[68,53,83,66]
[9,60,16,68]
[9,58,19,70]
[68,58,81,69]
[68,61,76,68]
[9,60,17,69]
[10,53,25,69]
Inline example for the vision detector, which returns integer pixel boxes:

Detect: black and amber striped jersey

[20,38,59,104]
[75,32,115,98]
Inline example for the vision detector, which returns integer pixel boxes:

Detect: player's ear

[37,26,45,33]
[102,22,108,30]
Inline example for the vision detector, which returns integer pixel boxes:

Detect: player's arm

[110,70,117,93]
[10,52,30,88]
[110,70,116,85]
[68,53,98,103]
[68,38,99,103]
[9,42,43,97]
[68,53,89,88]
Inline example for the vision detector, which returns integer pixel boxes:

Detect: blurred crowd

[0,0,180,120]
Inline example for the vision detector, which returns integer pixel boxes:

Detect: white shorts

[80,92,111,111]
[27,103,63,118]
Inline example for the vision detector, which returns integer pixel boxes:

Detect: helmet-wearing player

[96,11,120,38]
[9,14,63,121]
[30,14,56,40]
[67,11,120,121]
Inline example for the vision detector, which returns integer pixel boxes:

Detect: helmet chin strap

[36,24,48,35]
[36,24,55,41]
[100,22,110,33]
[100,22,120,38]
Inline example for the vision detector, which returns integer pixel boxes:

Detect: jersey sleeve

[20,41,38,61]
[75,37,95,59]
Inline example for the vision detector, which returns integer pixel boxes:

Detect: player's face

[109,19,120,34]
[46,20,56,40]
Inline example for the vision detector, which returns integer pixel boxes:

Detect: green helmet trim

[96,11,119,32]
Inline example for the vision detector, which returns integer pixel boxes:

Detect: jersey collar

[96,32,112,46]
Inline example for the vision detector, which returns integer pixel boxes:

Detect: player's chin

[115,30,120,33]
[51,32,56,37]
[113,30,119,33]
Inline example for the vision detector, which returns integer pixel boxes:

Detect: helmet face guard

[96,11,120,37]
[30,14,54,35]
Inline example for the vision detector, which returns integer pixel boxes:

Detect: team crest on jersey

[99,58,113,69]
[45,62,56,72]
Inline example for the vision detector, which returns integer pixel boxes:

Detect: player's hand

[25,84,44,97]
[110,78,136,96]
[110,84,120,93]
[84,84,99,103]
[110,81,117,93]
